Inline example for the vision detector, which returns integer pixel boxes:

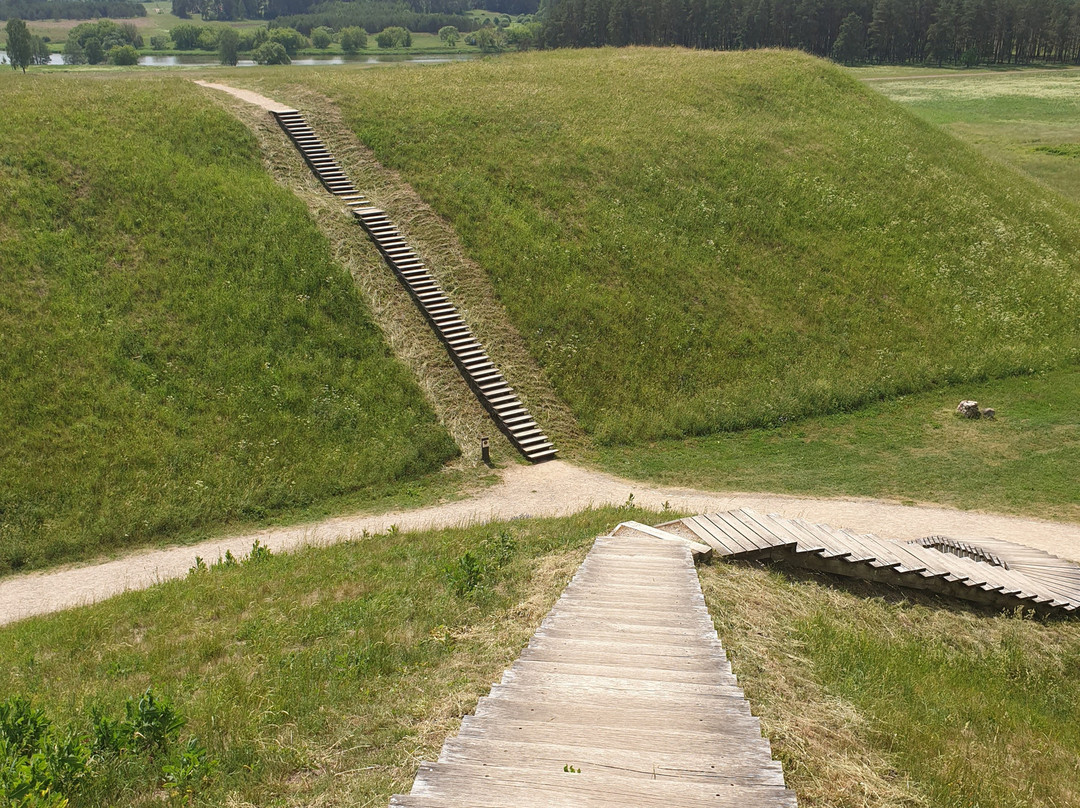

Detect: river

[0,51,478,68]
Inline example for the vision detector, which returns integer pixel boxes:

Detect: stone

[981,407,996,420]
[957,400,981,419]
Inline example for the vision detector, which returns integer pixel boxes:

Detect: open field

[870,67,1080,203]
[594,368,1080,524]
[16,2,264,45]
[3,509,1078,807]
[0,73,458,576]
[237,48,1080,444]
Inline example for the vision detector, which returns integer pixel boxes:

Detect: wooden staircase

[392,530,797,807]
[271,108,556,463]
[659,509,1080,616]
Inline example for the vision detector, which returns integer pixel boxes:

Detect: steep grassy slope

[246,48,1080,443]
[0,74,457,575]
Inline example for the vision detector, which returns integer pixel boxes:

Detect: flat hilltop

[247,47,1080,443]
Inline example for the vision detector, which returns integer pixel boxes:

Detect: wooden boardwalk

[392,531,796,807]
[657,509,1080,615]
[268,108,556,463]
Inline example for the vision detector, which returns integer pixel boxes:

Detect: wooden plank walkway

[658,509,1080,616]
[268,108,556,463]
[392,531,797,807]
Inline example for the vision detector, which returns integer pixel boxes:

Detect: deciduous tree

[5,18,32,72]
[218,26,239,64]
[439,24,460,45]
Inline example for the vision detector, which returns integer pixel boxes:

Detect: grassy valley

[241,48,1080,445]
[0,73,458,575]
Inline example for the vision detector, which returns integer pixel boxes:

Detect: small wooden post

[481,436,491,465]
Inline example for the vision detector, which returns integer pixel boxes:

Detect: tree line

[0,0,143,20]
[172,0,496,24]
[540,0,1080,64]
[268,0,476,36]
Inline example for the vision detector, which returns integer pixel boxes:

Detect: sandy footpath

[193,81,296,112]
[2,460,1079,626]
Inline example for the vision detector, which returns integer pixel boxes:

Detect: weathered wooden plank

[390,531,796,807]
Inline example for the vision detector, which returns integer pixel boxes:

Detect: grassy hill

[0,73,457,575]
[2,510,1077,807]
[244,48,1080,444]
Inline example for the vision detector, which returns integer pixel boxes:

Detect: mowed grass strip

[702,561,1080,808]
[0,509,620,807]
[245,48,1080,444]
[0,73,458,576]
[594,368,1080,522]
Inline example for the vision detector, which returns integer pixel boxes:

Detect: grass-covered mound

[3,509,1077,807]
[251,48,1080,443]
[0,74,457,575]
[0,510,606,807]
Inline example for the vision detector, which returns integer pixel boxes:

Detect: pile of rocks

[957,400,996,420]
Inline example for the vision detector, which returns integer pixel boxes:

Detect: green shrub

[195,25,219,50]
[339,25,366,52]
[268,25,306,55]
[0,689,213,806]
[107,44,139,65]
[149,34,170,50]
[311,26,332,48]
[218,26,239,65]
[253,39,290,64]
[444,529,517,596]
[168,22,201,49]
[238,26,267,51]
[375,25,410,48]
[438,24,458,46]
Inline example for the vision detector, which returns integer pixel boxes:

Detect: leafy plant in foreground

[1,689,213,806]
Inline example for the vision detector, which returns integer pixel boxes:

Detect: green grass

[0,73,458,576]
[703,560,1080,808]
[593,368,1080,522]
[241,48,1080,445]
[0,509,621,807]
[870,68,1080,204]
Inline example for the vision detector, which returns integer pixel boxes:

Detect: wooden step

[273,108,556,464]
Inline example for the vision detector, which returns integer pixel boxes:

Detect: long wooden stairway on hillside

[657,509,1080,616]
[393,529,797,807]
[270,108,556,463]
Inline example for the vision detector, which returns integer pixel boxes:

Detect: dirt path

[3,460,1079,626]
[192,81,295,112]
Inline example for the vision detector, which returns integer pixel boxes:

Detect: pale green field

[866,67,1080,203]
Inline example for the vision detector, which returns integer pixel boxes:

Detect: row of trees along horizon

[7,0,1080,65]
[541,0,1080,64]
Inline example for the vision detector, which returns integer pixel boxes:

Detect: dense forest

[0,0,143,19]
[541,0,1080,63]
